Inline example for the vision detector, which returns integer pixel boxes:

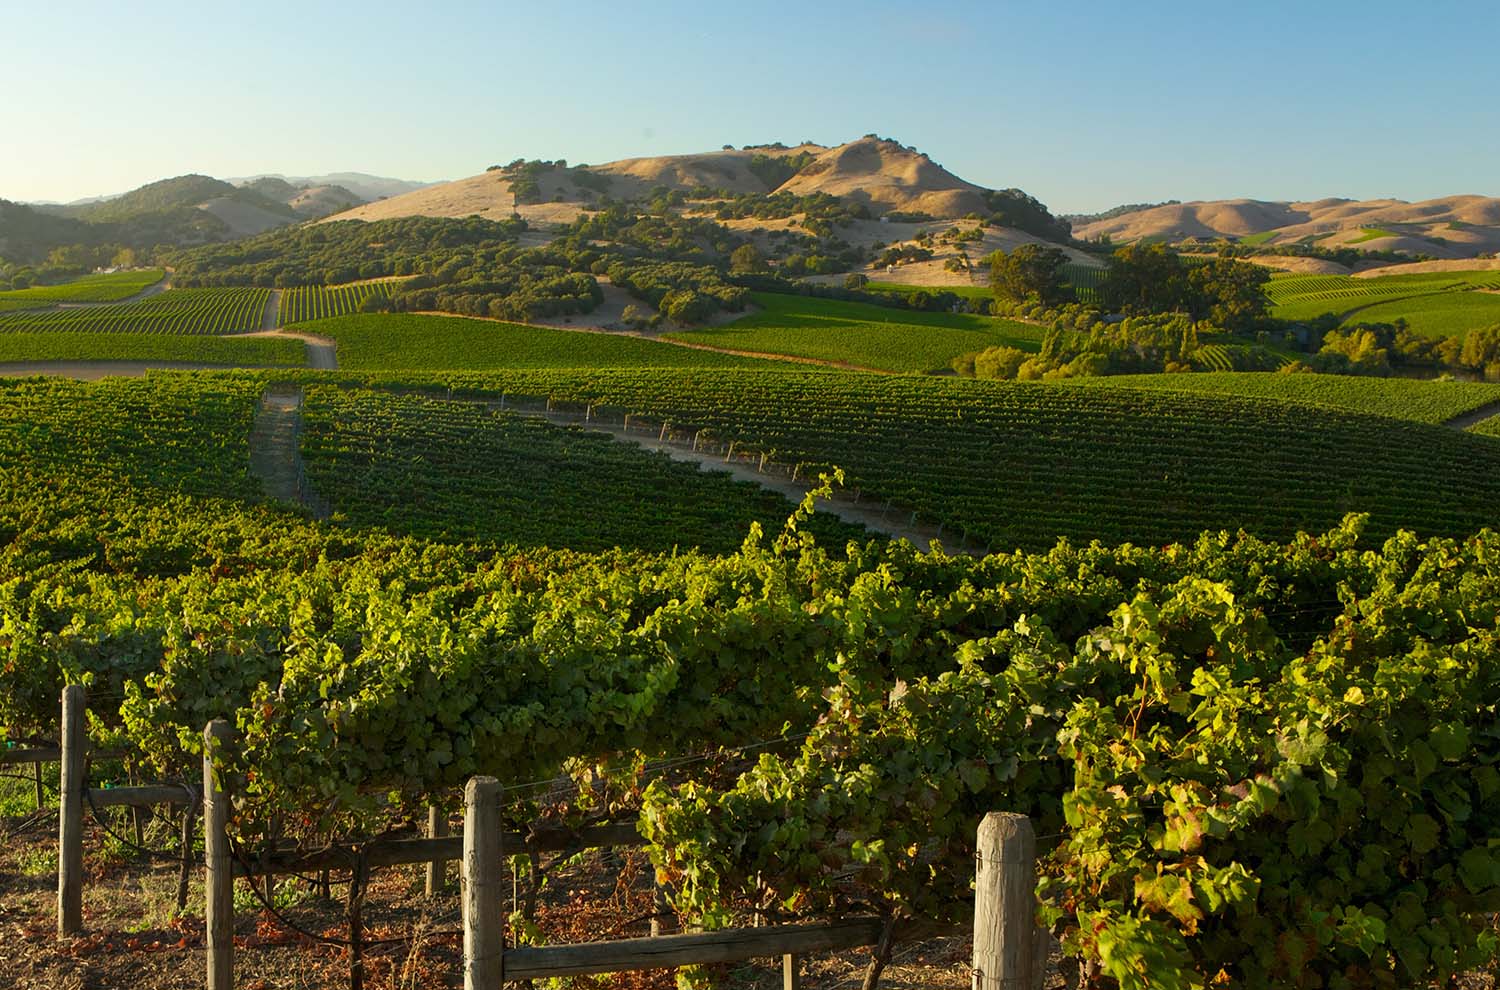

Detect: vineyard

[251,368,1500,551]
[3,394,1500,987]
[0,332,304,366]
[0,287,270,335]
[298,312,780,370]
[278,280,406,324]
[1057,371,1500,425]
[0,268,165,306]
[666,293,1044,372]
[297,385,867,551]
[1266,269,1500,329]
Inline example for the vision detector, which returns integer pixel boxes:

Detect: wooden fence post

[204,720,235,990]
[34,759,44,810]
[972,812,1038,990]
[427,804,449,895]
[463,776,503,990]
[57,684,85,937]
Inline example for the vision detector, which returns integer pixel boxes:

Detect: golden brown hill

[1074,195,1500,258]
[777,137,990,217]
[324,137,1006,226]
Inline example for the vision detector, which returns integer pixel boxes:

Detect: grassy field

[0,332,304,366]
[0,287,268,335]
[1348,227,1400,244]
[666,292,1044,372]
[0,269,165,305]
[1056,371,1500,424]
[297,312,784,370]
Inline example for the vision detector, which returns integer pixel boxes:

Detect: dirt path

[33,272,173,311]
[1445,399,1500,431]
[234,329,338,369]
[489,402,967,552]
[261,289,282,331]
[247,386,329,516]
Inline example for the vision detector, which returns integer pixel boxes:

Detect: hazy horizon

[5,0,1497,213]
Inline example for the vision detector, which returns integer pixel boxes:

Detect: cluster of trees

[170,216,530,287]
[1207,240,1427,268]
[980,188,1073,242]
[490,159,567,204]
[1291,319,1500,379]
[989,243,1272,332]
[384,255,603,322]
[876,244,933,268]
[744,150,818,190]
[954,310,1209,381]
[605,260,749,323]
[705,190,867,225]
[0,245,149,288]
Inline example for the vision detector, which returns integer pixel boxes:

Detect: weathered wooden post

[177,800,196,912]
[204,720,235,990]
[463,776,503,990]
[783,952,803,990]
[34,759,44,810]
[972,812,1039,990]
[57,685,86,936]
[427,804,449,895]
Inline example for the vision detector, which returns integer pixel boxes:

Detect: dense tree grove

[989,244,1070,306]
[1294,319,1500,379]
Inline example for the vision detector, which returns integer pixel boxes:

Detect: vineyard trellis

[0,287,270,335]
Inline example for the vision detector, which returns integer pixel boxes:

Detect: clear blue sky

[4,0,1497,213]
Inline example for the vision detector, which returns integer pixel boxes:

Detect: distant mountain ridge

[1074,196,1500,259]
[227,172,436,203]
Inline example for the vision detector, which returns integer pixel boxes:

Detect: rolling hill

[326,136,1007,226]
[1073,195,1500,259]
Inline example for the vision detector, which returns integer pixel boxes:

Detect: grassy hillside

[296,313,784,370]
[1055,371,1500,424]
[666,293,1043,372]
[287,368,1500,550]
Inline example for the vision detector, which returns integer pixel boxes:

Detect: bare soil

[0,794,979,990]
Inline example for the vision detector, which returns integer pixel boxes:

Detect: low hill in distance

[227,172,436,203]
[1074,195,1500,260]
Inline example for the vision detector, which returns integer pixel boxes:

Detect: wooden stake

[204,720,235,990]
[462,776,503,990]
[426,804,449,895]
[177,800,196,912]
[783,952,802,990]
[57,685,85,937]
[972,812,1038,990]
